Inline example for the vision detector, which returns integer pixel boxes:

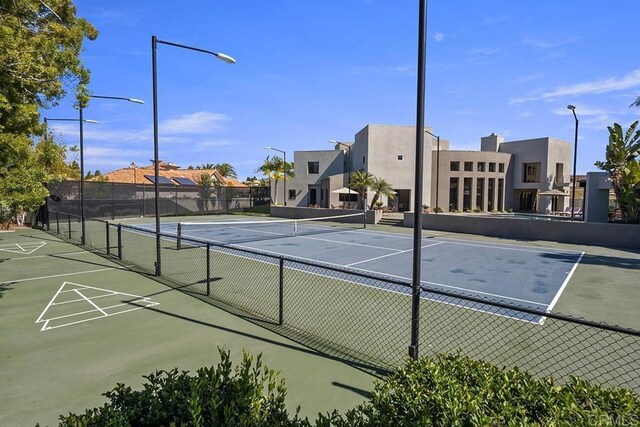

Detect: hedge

[57,350,639,426]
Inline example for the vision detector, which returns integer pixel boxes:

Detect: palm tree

[348,170,374,209]
[256,156,294,205]
[631,97,640,108]
[212,163,237,179]
[369,177,396,210]
[199,163,215,170]
[594,120,640,223]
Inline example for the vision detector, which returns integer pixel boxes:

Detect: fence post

[67,214,71,239]
[117,224,122,260]
[279,257,284,325]
[363,207,367,229]
[56,212,59,235]
[106,222,111,256]
[81,217,86,245]
[176,223,182,250]
[111,182,115,220]
[175,186,178,216]
[142,184,146,217]
[206,242,211,296]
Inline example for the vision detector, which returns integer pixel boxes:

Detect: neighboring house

[89,161,246,187]
[286,124,572,213]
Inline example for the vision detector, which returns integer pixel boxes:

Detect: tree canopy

[0,0,97,226]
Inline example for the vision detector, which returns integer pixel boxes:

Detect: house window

[308,161,319,174]
[523,162,541,183]
[489,162,496,172]
[463,178,472,210]
[288,189,296,200]
[464,161,473,172]
[476,178,484,210]
[449,178,459,211]
[477,162,485,172]
[339,193,358,202]
[498,163,505,173]
[397,154,403,160]
[363,156,366,164]
[555,163,564,183]
[450,161,460,171]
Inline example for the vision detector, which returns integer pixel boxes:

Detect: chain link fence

[45,181,270,219]
[40,211,640,392]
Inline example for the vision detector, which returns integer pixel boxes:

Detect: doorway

[308,185,320,206]
[396,189,411,212]
[517,190,536,211]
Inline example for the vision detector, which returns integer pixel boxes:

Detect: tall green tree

[594,121,640,223]
[256,156,294,205]
[212,162,237,179]
[0,0,97,226]
[348,170,374,209]
[369,177,396,210]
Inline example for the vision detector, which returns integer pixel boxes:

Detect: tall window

[463,178,472,211]
[476,178,484,210]
[307,161,319,174]
[450,161,460,171]
[449,178,459,211]
[477,162,485,172]
[555,163,564,183]
[499,163,505,173]
[488,178,495,211]
[498,178,504,210]
[464,161,473,172]
[523,162,541,183]
[288,189,296,200]
[489,162,496,172]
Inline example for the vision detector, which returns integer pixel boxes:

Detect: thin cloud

[433,32,444,42]
[467,47,501,56]
[511,73,544,83]
[522,37,581,49]
[161,111,230,134]
[482,16,510,27]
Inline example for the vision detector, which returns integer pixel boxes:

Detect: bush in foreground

[58,351,639,426]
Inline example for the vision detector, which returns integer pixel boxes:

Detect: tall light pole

[43,117,98,226]
[265,146,287,206]
[79,95,144,244]
[329,140,353,209]
[410,0,428,360]
[567,104,579,220]
[152,35,235,276]
[424,130,440,213]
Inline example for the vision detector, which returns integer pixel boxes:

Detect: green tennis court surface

[0,228,376,426]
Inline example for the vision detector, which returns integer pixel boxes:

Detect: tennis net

[176,212,366,247]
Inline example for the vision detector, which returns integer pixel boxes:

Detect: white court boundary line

[0,241,46,255]
[5,250,97,261]
[0,265,133,285]
[35,281,160,331]
[345,242,444,267]
[540,251,585,324]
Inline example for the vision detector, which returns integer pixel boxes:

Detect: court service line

[544,251,585,315]
[1,265,134,285]
[299,235,403,252]
[345,242,445,267]
[73,288,108,316]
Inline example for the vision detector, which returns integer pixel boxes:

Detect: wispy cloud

[509,69,640,104]
[511,73,544,83]
[433,32,444,42]
[467,47,501,57]
[347,64,416,76]
[522,37,581,49]
[482,16,510,27]
[161,111,230,134]
[515,111,532,119]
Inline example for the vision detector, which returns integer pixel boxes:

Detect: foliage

[58,348,307,427]
[212,162,238,179]
[631,96,640,108]
[594,121,640,223]
[368,177,396,210]
[257,156,294,205]
[324,354,640,427]
[348,170,374,210]
[0,0,97,228]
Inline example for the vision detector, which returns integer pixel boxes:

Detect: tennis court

[135,213,584,323]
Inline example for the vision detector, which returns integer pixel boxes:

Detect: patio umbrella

[331,187,358,194]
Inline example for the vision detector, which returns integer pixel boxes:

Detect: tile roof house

[90,161,247,187]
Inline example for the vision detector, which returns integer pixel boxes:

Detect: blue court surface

[142,219,584,324]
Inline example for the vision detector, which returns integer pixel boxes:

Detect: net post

[81,217,86,245]
[176,223,182,250]
[67,214,71,239]
[56,212,59,235]
[106,222,111,256]
[117,224,122,260]
[293,220,298,237]
[278,257,284,326]
[206,242,211,296]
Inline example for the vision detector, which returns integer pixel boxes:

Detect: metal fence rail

[41,211,640,392]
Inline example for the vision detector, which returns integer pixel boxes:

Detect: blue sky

[44,0,640,180]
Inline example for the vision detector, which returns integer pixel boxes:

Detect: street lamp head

[83,119,99,124]
[215,52,236,64]
[128,98,145,104]
[264,146,272,150]
[567,104,576,110]
[328,139,338,144]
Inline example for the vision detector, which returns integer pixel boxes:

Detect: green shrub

[326,354,640,426]
[58,348,307,427]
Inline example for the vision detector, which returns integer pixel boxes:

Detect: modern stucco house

[283,124,572,213]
